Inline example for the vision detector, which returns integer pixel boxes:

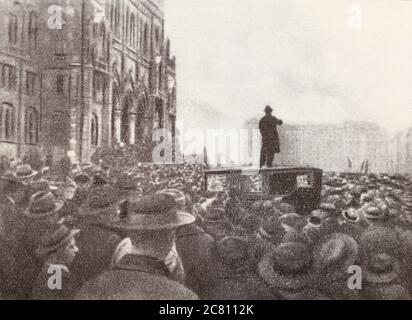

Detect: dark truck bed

[204,166,323,214]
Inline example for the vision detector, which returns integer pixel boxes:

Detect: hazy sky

[165,0,412,133]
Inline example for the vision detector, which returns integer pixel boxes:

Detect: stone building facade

[0,0,177,163]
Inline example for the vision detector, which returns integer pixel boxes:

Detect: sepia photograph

[0,0,412,304]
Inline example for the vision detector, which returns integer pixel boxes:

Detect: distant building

[0,0,177,163]
[243,119,407,174]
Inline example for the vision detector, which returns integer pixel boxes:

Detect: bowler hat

[264,105,273,113]
[105,194,195,231]
[24,191,64,219]
[258,242,313,290]
[35,224,80,259]
[362,253,402,284]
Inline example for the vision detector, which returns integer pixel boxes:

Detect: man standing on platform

[259,105,283,168]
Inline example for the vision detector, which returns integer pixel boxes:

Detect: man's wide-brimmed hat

[76,185,120,218]
[214,236,253,270]
[359,226,401,260]
[156,189,187,210]
[264,105,273,113]
[104,193,195,231]
[12,164,38,180]
[362,253,402,284]
[258,242,313,290]
[24,191,64,219]
[35,224,80,259]
[313,233,358,275]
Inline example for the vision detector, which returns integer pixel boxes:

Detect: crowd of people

[0,158,412,300]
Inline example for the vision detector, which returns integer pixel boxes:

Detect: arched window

[25,107,39,145]
[130,14,136,47]
[1,103,15,141]
[28,11,38,48]
[91,113,99,146]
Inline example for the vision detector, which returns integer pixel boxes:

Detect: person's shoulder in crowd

[74,269,199,300]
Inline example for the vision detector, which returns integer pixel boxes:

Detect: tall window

[100,23,106,53]
[8,14,18,45]
[26,72,36,96]
[1,103,15,141]
[155,27,160,49]
[115,0,120,34]
[126,8,129,43]
[130,14,136,47]
[158,62,162,91]
[28,11,38,48]
[91,114,99,146]
[143,23,149,55]
[93,72,106,104]
[1,64,16,91]
[56,74,64,95]
[25,107,39,145]
[154,103,164,129]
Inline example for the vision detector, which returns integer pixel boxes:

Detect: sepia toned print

[0,0,411,301]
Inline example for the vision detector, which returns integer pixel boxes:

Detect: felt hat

[278,213,306,231]
[214,236,253,271]
[313,233,358,275]
[35,224,80,259]
[76,185,120,219]
[359,226,401,261]
[258,242,313,290]
[12,164,38,180]
[259,216,286,245]
[24,191,64,219]
[362,253,402,284]
[73,172,91,185]
[104,193,195,232]
[264,105,273,113]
